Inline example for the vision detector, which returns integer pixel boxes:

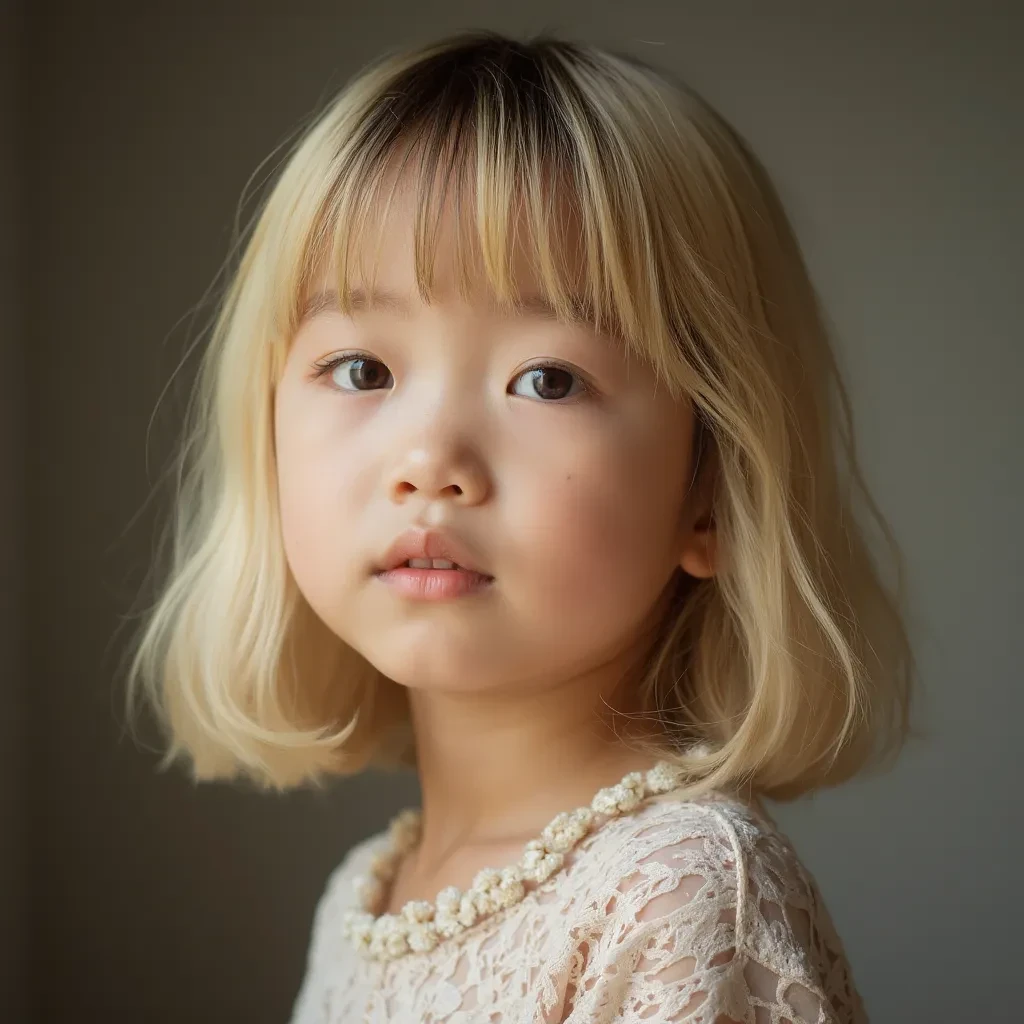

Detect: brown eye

[510,364,584,402]
[328,356,393,392]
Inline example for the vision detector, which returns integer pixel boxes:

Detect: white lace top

[289,792,867,1023]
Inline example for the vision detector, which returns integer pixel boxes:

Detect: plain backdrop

[3,2,1021,1021]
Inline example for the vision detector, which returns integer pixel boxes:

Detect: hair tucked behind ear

[121,30,916,797]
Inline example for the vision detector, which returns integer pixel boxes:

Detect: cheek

[274,394,370,611]
[512,428,687,618]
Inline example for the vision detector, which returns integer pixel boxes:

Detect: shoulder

[571,791,772,936]
[289,831,390,1023]
[581,791,832,943]
[559,793,864,1023]
[313,829,388,921]
[300,829,390,966]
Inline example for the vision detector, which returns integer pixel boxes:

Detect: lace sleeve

[560,805,860,1024]
[288,851,360,1024]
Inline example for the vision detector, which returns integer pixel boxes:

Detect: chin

[357,632,502,694]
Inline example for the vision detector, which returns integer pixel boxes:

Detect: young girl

[126,29,914,1024]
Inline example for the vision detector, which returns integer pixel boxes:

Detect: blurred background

[2,2,1021,1021]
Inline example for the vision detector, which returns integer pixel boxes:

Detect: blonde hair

[123,30,916,799]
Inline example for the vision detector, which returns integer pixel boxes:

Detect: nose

[386,427,490,506]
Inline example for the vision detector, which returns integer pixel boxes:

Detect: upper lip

[376,528,491,576]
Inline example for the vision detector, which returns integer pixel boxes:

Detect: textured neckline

[341,757,705,963]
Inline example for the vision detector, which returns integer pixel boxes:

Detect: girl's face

[274,176,712,699]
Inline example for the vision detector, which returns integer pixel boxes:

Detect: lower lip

[374,567,494,601]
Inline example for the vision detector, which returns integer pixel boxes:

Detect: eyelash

[308,351,599,402]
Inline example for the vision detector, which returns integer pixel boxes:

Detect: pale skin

[274,169,718,913]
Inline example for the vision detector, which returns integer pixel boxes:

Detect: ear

[679,508,717,579]
[679,437,719,580]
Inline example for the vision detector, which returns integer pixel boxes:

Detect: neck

[402,654,667,877]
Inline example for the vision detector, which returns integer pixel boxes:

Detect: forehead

[297,285,596,331]
[310,157,588,311]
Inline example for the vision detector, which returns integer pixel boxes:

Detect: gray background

[3,2,1021,1021]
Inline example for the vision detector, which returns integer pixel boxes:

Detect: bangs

[289,34,674,370]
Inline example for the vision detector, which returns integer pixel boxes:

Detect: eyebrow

[297,287,596,325]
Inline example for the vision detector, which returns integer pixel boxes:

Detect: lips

[376,528,492,577]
